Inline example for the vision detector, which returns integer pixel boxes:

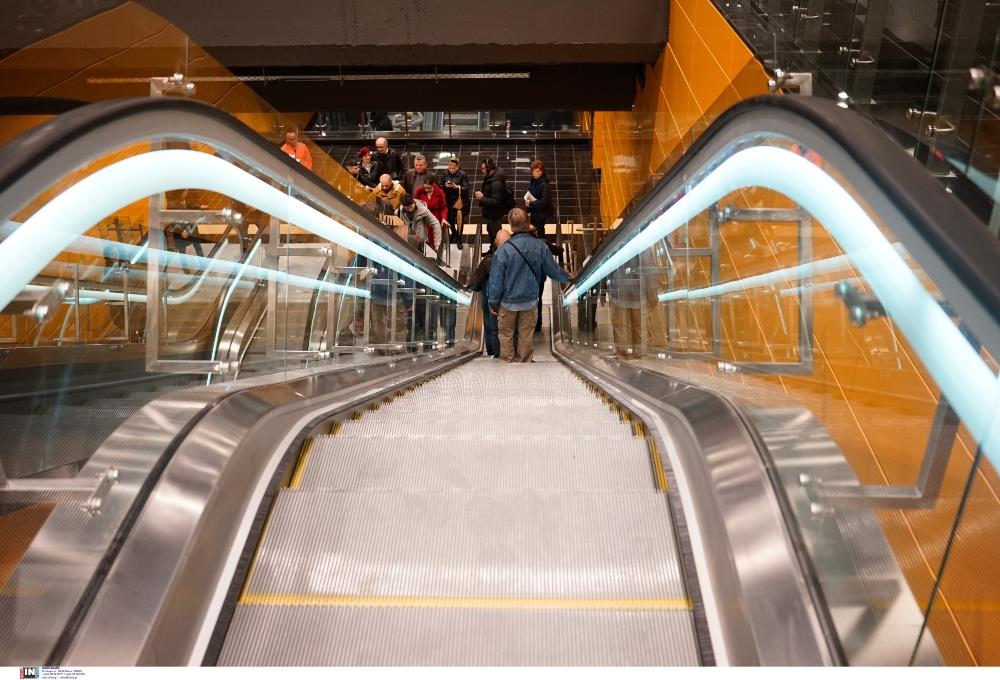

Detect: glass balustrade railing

[0,98,476,482]
[558,96,1000,665]
[0,98,479,665]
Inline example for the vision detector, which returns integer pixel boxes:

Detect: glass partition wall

[0,116,475,484]
[712,0,1000,229]
[308,111,588,139]
[557,120,1000,665]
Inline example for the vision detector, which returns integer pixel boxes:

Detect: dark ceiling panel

[240,64,639,112]
[135,0,668,66]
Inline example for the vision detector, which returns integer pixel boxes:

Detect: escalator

[0,92,998,667]
[220,344,705,665]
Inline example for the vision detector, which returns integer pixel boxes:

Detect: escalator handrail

[569,95,1000,349]
[0,96,464,292]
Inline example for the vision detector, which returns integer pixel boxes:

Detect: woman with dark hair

[356,146,382,188]
[524,159,552,236]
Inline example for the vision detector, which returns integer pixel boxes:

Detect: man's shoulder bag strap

[507,239,541,282]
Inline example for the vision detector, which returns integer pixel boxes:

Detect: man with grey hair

[488,208,570,362]
[403,153,433,195]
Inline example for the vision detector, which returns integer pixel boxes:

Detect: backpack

[501,178,516,213]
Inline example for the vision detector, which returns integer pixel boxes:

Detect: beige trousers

[497,305,538,362]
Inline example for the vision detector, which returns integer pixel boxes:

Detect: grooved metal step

[243,490,682,600]
[337,418,634,439]
[299,437,656,491]
[362,405,625,425]
[220,356,698,666]
[219,606,699,666]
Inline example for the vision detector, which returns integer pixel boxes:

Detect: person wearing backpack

[487,209,571,363]
[474,157,511,246]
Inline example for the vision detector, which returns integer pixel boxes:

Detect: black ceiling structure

[136,0,669,111]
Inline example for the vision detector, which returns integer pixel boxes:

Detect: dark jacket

[440,168,469,207]
[526,175,552,226]
[357,159,382,188]
[374,148,403,180]
[402,167,434,195]
[488,232,570,310]
[468,249,496,311]
[479,171,508,220]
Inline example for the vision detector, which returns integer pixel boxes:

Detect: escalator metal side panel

[551,339,834,666]
[57,348,477,666]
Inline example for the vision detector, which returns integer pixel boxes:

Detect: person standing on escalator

[475,157,510,247]
[488,209,570,363]
[280,129,313,170]
[469,229,511,358]
[440,156,468,251]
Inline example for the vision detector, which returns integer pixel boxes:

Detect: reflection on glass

[560,131,1000,665]
[307,111,586,138]
[712,0,1000,229]
[0,134,473,479]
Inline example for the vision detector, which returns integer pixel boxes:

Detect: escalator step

[298,436,656,491]
[243,490,683,602]
[220,605,698,666]
[336,418,634,439]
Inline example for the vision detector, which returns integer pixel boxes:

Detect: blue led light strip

[0,150,469,311]
[563,145,1000,469]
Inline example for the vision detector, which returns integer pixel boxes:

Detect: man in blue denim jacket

[488,208,571,362]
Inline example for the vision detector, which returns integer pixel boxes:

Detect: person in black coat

[525,160,557,333]
[374,137,403,180]
[525,159,553,235]
[356,146,382,188]
[440,156,469,250]
[474,157,508,246]
[468,229,511,357]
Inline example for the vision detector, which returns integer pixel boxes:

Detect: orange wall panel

[591,0,769,229]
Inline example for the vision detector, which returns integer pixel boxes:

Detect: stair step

[220,605,698,666]
[299,436,656,491]
[244,490,682,601]
[336,418,635,439]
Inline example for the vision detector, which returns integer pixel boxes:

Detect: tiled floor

[320,142,601,228]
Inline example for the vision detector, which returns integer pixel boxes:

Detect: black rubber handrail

[0,96,463,290]
[574,95,1000,331]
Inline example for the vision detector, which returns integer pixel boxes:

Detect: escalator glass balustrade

[558,98,1000,666]
[0,99,476,665]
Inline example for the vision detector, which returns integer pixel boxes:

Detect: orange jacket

[280,141,313,170]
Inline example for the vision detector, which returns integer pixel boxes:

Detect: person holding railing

[414,175,449,264]
[488,209,570,363]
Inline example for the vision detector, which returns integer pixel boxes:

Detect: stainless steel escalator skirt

[0,346,477,666]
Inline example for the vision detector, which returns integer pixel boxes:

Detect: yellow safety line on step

[647,435,669,492]
[239,497,281,602]
[240,593,692,611]
[289,437,315,490]
[330,420,343,435]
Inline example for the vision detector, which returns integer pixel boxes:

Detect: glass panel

[711,0,1000,230]
[560,130,1000,664]
[921,383,1000,665]
[305,111,588,140]
[0,124,475,662]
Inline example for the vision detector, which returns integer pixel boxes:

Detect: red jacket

[414,184,448,227]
